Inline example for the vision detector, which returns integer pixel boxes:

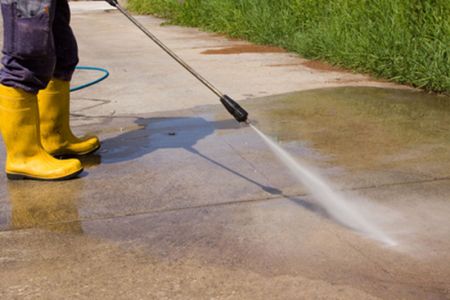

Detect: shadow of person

[7,181,83,234]
[87,116,329,222]
[99,117,232,164]
[99,116,282,195]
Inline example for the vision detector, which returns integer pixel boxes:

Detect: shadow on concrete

[99,117,230,164]
[96,116,328,217]
[97,116,283,197]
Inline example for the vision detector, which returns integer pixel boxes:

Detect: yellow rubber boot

[0,85,83,180]
[38,79,100,157]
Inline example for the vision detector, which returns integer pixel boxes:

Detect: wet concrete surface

[1,86,450,299]
[245,87,450,186]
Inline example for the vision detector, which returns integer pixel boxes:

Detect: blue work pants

[0,0,78,93]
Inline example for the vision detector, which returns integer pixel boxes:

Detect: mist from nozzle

[251,124,397,247]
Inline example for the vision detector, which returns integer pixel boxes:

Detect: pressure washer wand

[105,0,249,123]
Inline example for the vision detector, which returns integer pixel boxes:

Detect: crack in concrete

[346,176,450,192]
[72,97,112,112]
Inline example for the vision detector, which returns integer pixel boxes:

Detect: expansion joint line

[2,176,449,233]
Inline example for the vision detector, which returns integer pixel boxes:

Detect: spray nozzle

[220,95,249,123]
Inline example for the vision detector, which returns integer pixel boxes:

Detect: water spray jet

[251,124,397,247]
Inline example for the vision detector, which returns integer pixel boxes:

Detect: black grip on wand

[220,95,249,123]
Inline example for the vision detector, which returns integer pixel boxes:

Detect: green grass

[128,0,450,93]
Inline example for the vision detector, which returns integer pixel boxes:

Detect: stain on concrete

[301,60,350,73]
[201,44,285,55]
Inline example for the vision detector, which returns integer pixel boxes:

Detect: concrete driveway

[0,2,449,299]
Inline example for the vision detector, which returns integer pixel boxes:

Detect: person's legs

[0,0,57,93]
[38,0,100,157]
[52,0,78,81]
[0,0,83,180]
